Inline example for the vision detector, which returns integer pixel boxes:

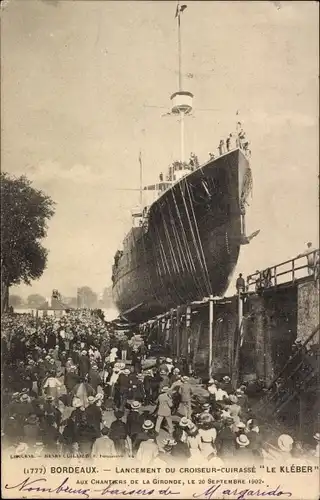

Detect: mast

[177,1,182,91]
[171,2,193,164]
[138,150,143,207]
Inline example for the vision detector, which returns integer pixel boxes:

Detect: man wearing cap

[155,386,174,436]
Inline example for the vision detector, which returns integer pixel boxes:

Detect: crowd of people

[1,310,319,465]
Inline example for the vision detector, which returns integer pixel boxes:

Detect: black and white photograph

[1,1,319,499]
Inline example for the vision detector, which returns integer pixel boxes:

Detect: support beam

[208,295,214,379]
[176,306,181,357]
[186,305,192,373]
[170,308,175,355]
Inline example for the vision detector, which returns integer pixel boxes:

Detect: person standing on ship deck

[298,242,319,277]
[236,273,246,293]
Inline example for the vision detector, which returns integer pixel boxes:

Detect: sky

[1,0,319,301]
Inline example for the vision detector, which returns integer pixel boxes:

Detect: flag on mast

[175,2,187,18]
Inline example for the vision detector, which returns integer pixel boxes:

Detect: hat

[166,358,172,363]
[46,395,54,401]
[12,392,20,399]
[15,443,29,455]
[131,401,141,409]
[81,350,87,355]
[236,434,250,447]
[35,442,44,446]
[123,369,130,375]
[223,376,231,382]
[229,395,238,404]
[236,422,246,429]
[208,378,215,385]
[20,394,29,402]
[160,370,166,375]
[182,376,189,382]
[246,418,254,428]
[173,368,180,373]
[162,439,177,446]
[87,396,95,403]
[278,434,294,452]
[142,420,154,431]
[161,386,169,392]
[179,417,190,427]
[313,433,320,442]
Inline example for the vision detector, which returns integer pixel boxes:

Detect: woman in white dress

[186,423,202,459]
[198,414,217,459]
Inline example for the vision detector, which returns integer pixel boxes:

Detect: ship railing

[246,248,319,292]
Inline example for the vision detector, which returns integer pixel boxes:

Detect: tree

[1,172,55,312]
[27,294,46,308]
[8,294,23,307]
[77,286,98,309]
[102,286,114,308]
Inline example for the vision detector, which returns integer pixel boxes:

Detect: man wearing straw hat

[155,386,174,436]
[126,401,143,454]
[136,420,158,464]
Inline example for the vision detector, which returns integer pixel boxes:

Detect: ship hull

[112,149,251,322]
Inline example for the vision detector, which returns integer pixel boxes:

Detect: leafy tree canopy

[27,293,47,308]
[1,172,55,290]
[77,286,98,308]
[8,294,23,307]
